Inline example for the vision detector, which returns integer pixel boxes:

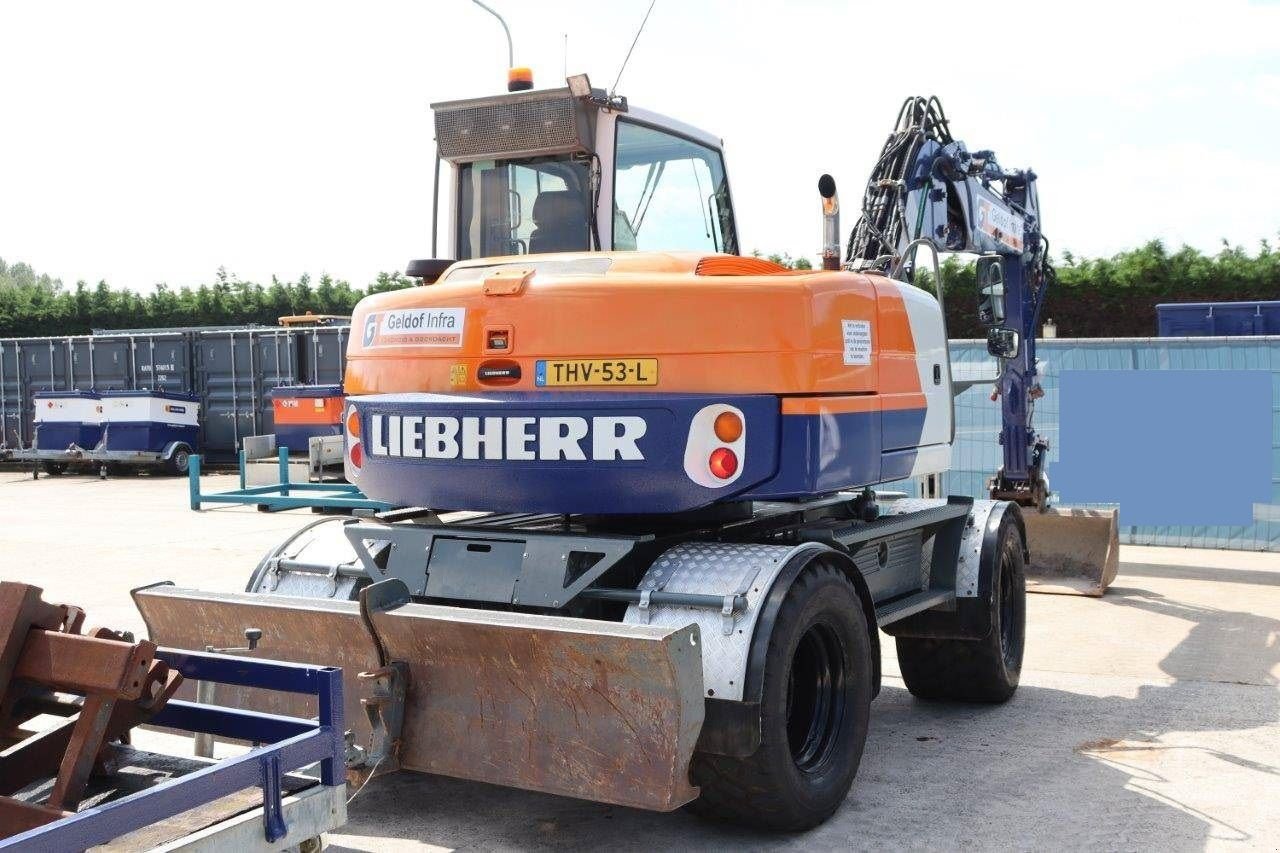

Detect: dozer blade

[1023,507,1120,596]
[133,584,705,812]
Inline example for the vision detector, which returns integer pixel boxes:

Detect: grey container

[126,333,194,395]
[0,340,24,447]
[298,325,349,385]
[69,336,130,390]
[0,332,195,449]
[194,329,301,453]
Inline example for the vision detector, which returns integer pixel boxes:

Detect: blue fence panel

[885,336,1280,552]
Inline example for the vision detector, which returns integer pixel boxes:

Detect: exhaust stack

[819,174,841,271]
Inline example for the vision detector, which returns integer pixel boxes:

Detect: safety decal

[842,319,872,366]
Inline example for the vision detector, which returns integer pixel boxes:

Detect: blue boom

[847,95,1053,508]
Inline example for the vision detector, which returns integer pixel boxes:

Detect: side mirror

[406,258,454,284]
[975,255,1005,325]
[987,327,1021,359]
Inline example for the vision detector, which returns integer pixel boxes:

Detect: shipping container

[2,324,348,456]
[69,336,131,391]
[298,325,349,385]
[1157,301,1280,337]
[194,329,300,453]
[0,340,22,447]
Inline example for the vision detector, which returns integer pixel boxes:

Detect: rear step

[875,589,955,625]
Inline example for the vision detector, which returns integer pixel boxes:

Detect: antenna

[563,33,568,79]
[612,0,657,96]
[471,0,513,68]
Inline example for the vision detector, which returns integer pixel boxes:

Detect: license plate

[535,358,658,387]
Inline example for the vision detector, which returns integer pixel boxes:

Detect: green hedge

[3,238,1277,338]
[935,239,1280,338]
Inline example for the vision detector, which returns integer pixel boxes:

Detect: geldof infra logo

[361,308,466,348]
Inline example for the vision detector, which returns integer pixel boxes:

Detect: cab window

[613,121,736,253]
[456,156,591,259]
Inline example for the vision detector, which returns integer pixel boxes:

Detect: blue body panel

[742,407,927,500]
[35,423,102,450]
[347,392,933,514]
[105,422,199,452]
[348,392,780,514]
[277,423,342,452]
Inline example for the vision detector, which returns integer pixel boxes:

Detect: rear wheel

[166,446,191,476]
[895,512,1026,702]
[691,561,873,831]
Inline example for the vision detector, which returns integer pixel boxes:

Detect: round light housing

[708,447,738,479]
[346,409,361,438]
[713,411,743,442]
[349,441,364,469]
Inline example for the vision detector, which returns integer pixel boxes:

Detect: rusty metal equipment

[0,582,181,836]
[0,582,349,850]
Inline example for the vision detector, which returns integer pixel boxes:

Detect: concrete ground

[2,468,1277,851]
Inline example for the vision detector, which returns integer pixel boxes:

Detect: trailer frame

[0,649,346,851]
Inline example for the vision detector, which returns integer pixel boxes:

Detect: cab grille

[434,90,590,163]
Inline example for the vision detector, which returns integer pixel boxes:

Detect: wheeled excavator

[135,74,1116,831]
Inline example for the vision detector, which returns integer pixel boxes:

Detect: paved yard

[2,469,1277,851]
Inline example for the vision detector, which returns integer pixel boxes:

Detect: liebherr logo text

[363,308,466,348]
[368,415,647,461]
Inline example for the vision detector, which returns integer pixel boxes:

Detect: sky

[1,0,1278,292]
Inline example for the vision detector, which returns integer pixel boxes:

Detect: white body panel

[103,395,200,426]
[34,395,102,425]
[889,282,954,477]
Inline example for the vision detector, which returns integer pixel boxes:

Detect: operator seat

[529,191,588,254]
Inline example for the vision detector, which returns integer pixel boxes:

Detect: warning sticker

[842,319,872,366]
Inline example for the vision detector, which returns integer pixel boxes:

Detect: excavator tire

[895,511,1026,702]
[690,561,873,831]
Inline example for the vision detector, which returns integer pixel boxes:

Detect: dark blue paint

[743,407,926,500]
[1157,301,1280,337]
[276,423,341,452]
[104,422,198,452]
[351,393,930,513]
[350,392,780,514]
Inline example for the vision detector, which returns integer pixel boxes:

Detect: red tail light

[708,447,738,479]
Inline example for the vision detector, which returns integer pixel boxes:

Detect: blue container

[268,384,344,452]
[100,390,200,453]
[33,390,103,450]
[1157,301,1280,337]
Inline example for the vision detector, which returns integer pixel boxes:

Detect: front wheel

[895,511,1026,702]
[691,560,873,831]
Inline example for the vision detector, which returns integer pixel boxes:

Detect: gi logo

[363,313,379,347]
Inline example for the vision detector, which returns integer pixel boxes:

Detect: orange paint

[345,252,928,409]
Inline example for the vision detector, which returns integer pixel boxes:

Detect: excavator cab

[419,73,738,275]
